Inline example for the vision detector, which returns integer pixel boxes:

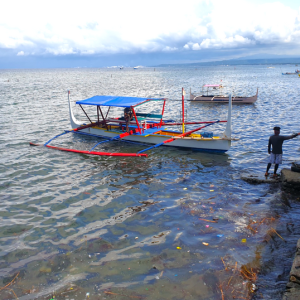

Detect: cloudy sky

[1,0,300,68]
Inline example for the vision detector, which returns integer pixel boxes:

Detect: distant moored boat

[189,84,258,104]
[282,69,300,75]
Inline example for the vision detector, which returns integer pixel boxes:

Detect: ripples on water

[0,66,300,299]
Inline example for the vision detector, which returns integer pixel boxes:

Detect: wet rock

[290,258,300,280]
[87,238,113,253]
[2,225,32,236]
[241,173,280,184]
[128,200,158,213]
[15,249,29,258]
[283,288,300,300]
[286,282,299,289]
[3,270,26,284]
[283,240,300,299]
[241,169,300,193]
[202,270,219,293]
[46,255,71,272]
[281,169,300,192]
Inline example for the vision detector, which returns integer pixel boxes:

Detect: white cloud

[192,43,201,50]
[17,51,24,56]
[0,0,300,58]
[162,46,178,52]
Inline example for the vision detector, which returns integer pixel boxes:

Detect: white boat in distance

[189,85,258,104]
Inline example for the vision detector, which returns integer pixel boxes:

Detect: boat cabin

[201,84,223,96]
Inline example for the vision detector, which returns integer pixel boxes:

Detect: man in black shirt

[124,107,133,133]
[265,126,299,177]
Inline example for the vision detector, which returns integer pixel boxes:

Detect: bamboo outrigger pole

[30,143,147,157]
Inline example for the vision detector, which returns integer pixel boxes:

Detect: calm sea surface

[0,65,300,300]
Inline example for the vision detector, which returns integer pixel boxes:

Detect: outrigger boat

[189,85,258,104]
[30,90,234,157]
[282,69,300,75]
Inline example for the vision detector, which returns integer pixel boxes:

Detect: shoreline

[242,168,300,299]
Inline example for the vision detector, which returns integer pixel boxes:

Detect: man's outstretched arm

[283,133,300,141]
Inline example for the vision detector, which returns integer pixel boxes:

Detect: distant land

[156,57,300,67]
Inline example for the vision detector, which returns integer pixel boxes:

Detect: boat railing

[104,117,160,133]
[135,113,163,119]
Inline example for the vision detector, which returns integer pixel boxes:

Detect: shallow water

[0,66,300,299]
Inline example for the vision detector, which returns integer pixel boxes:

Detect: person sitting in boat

[265,126,299,177]
[124,107,133,133]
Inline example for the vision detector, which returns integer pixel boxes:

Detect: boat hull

[73,126,231,152]
[189,88,258,104]
[189,95,257,104]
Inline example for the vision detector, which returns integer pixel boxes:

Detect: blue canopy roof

[76,95,164,108]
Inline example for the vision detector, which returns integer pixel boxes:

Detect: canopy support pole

[131,107,142,134]
[160,100,166,127]
[97,106,100,124]
[105,106,111,119]
[79,104,92,123]
[98,106,109,131]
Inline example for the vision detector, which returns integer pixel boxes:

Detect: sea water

[0,65,300,299]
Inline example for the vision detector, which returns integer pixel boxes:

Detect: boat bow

[190,88,196,100]
[68,90,82,128]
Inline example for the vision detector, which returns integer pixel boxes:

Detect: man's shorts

[268,153,282,164]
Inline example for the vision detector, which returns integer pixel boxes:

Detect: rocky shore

[241,168,300,299]
[280,169,300,300]
[283,238,300,300]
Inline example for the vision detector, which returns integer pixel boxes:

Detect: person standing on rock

[265,126,299,177]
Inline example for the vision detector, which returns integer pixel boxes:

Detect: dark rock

[241,173,280,184]
[281,169,300,192]
[283,288,300,300]
[283,238,300,299]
